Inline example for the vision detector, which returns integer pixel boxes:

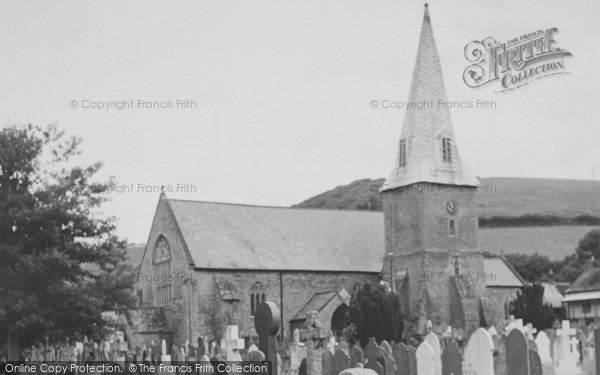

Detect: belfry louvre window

[442,138,452,162]
[250,282,266,316]
[153,236,172,306]
[399,139,407,167]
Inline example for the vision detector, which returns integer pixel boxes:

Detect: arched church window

[153,236,172,306]
[250,282,266,316]
[449,219,456,236]
[398,139,407,167]
[442,138,452,162]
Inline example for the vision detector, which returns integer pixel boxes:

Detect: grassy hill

[294,177,600,219]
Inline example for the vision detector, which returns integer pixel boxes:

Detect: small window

[583,301,592,314]
[453,256,460,275]
[442,138,452,162]
[449,220,456,236]
[399,139,407,167]
[250,282,266,316]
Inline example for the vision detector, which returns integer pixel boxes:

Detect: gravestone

[415,342,435,375]
[534,331,551,365]
[246,344,266,361]
[595,329,600,375]
[556,320,580,375]
[379,341,395,375]
[525,323,537,340]
[494,338,507,375]
[289,328,302,371]
[334,345,351,375]
[506,328,529,375]
[338,369,379,375]
[441,341,461,375]
[254,301,281,375]
[322,351,334,375]
[364,338,383,375]
[407,346,417,375]
[327,336,336,354]
[528,349,543,375]
[172,344,179,362]
[392,343,409,375]
[464,328,494,375]
[423,332,442,375]
[350,344,364,367]
[161,339,171,364]
[221,325,245,361]
[302,311,326,375]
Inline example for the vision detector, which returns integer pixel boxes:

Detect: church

[124,5,524,348]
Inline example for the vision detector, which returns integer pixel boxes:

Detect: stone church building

[125,5,524,347]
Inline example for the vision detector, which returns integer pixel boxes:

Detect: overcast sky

[1,0,598,243]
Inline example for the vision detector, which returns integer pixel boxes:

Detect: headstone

[302,311,326,375]
[350,344,364,367]
[464,328,494,375]
[364,338,383,375]
[379,341,395,375]
[334,346,351,375]
[415,342,435,375]
[407,346,417,375]
[534,331,551,365]
[441,341,461,375]
[327,336,336,354]
[506,328,529,375]
[221,325,245,361]
[254,301,281,375]
[392,343,409,375]
[246,344,266,361]
[323,351,334,375]
[556,320,580,375]
[528,349,543,375]
[338,369,379,375]
[290,328,302,370]
[423,332,442,375]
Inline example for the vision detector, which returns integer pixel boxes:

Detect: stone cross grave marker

[534,331,551,365]
[464,328,494,375]
[555,320,580,375]
[424,332,442,375]
[525,323,537,340]
[221,325,245,361]
[364,338,383,375]
[416,342,435,375]
[506,327,529,375]
[303,311,327,375]
[441,340,461,375]
[254,301,281,375]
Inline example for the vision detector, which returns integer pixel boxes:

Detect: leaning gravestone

[423,332,442,375]
[364,338,383,375]
[334,344,351,375]
[528,349,543,375]
[506,327,529,375]
[464,328,494,375]
[415,342,435,375]
[534,331,552,365]
[441,341,461,375]
[322,351,334,375]
[392,343,409,375]
[254,302,281,375]
[350,344,364,367]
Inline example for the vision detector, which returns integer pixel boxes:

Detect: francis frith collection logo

[463,27,572,92]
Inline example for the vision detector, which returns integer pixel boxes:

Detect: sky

[1,0,598,243]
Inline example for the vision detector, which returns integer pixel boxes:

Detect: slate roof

[166,197,385,272]
[382,6,478,191]
[566,268,600,293]
[483,258,526,287]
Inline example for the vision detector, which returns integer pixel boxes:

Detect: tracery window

[250,282,266,316]
[153,236,172,306]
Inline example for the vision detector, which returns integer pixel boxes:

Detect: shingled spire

[381,4,479,191]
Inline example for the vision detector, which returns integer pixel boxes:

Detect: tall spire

[381,5,478,191]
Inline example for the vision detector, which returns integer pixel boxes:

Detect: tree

[0,123,134,351]
[512,283,557,330]
[346,282,403,347]
[576,229,600,259]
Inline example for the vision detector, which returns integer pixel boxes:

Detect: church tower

[381,4,487,336]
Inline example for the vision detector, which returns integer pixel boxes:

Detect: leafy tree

[512,283,557,330]
[347,282,403,347]
[502,253,559,282]
[0,123,134,351]
[576,229,600,259]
